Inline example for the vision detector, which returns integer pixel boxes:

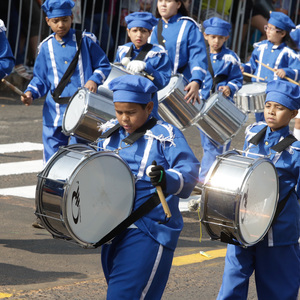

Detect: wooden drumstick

[242,72,265,81]
[1,78,27,97]
[255,59,300,86]
[146,165,172,218]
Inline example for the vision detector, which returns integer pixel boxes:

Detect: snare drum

[235,82,267,113]
[62,87,115,142]
[35,144,135,248]
[102,63,132,87]
[195,92,248,145]
[200,151,278,247]
[157,74,203,130]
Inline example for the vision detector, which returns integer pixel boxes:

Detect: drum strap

[125,43,153,61]
[157,19,165,47]
[51,30,83,104]
[93,193,161,248]
[206,43,228,93]
[99,117,157,144]
[249,125,297,152]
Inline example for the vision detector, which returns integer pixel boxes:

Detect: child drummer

[20,0,111,163]
[217,80,300,300]
[96,74,200,299]
[197,17,243,189]
[115,11,172,119]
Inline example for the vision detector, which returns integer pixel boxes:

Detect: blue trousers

[217,243,300,300]
[101,228,174,300]
[42,125,85,163]
[199,130,230,184]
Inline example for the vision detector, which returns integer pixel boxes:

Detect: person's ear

[291,109,298,119]
[146,101,154,115]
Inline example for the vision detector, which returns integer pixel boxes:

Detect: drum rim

[62,88,89,134]
[236,158,279,246]
[158,73,187,103]
[202,150,279,246]
[237,82,267,97]
[35,144,95,240]
[61,150,135,247]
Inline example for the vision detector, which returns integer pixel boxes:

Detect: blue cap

[268,11,295,32]
[108,75,158,104]
[290,27,300,48]
[265,80,300,110]
[125,12,158,31]
[42,0,74,18]
[203,17,231,36]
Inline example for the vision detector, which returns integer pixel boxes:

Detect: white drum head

[64,153,134,245]
[239,161,278,244]
[238,82,266,96]
[64,89,87,132]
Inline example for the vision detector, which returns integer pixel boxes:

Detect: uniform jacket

[0,20,15,79]
[115,42,172,116]
[97,117,200,250]
[25,28,111,127]
[200,45,243,100]
[242,40,300,83]
[150,13,208,86]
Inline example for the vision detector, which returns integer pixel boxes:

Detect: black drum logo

[72,181,81,224]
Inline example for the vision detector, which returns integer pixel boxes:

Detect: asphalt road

[0,76,271,299]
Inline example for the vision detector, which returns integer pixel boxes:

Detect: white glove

[187,196,201,212]
[126,61,146,73]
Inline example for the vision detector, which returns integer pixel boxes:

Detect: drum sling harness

[249,126,297,225]
[51,30,82,104]
[124,42,153,61]
[205,43,228,94]
[94,118,163,248]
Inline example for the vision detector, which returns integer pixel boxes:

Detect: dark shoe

[32,218,44,229]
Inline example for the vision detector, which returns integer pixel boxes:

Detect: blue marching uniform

[0,20,15,79]
[150,13,208,85]
[115,42,172,119]
[242,11,300,122]
[242,40,300,122]
[242,40,300,83]
[25,28,111,162]
[218,123,300,300]
[199,44,243,183]
[97,117,200,299]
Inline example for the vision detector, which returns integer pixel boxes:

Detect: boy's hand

[21,91,33,106]
[184,81,200,104]
[84,80,97,93]
[126,61,146,73]
[274,68,286,79]
[218,85,230,98]
[148,160,166,190]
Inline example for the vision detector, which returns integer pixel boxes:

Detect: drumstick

[255,59,300,86]
[242,72,265,81]
[146,165,172,218]
[1,78,27,97]
[121,57,155,81]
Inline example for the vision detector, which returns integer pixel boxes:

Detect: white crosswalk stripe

[0,142,43,199]
[0,141,192,210]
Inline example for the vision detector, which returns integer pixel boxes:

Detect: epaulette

[82,31,97,43]
[0,19,6,32]
[178,16,202,32]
